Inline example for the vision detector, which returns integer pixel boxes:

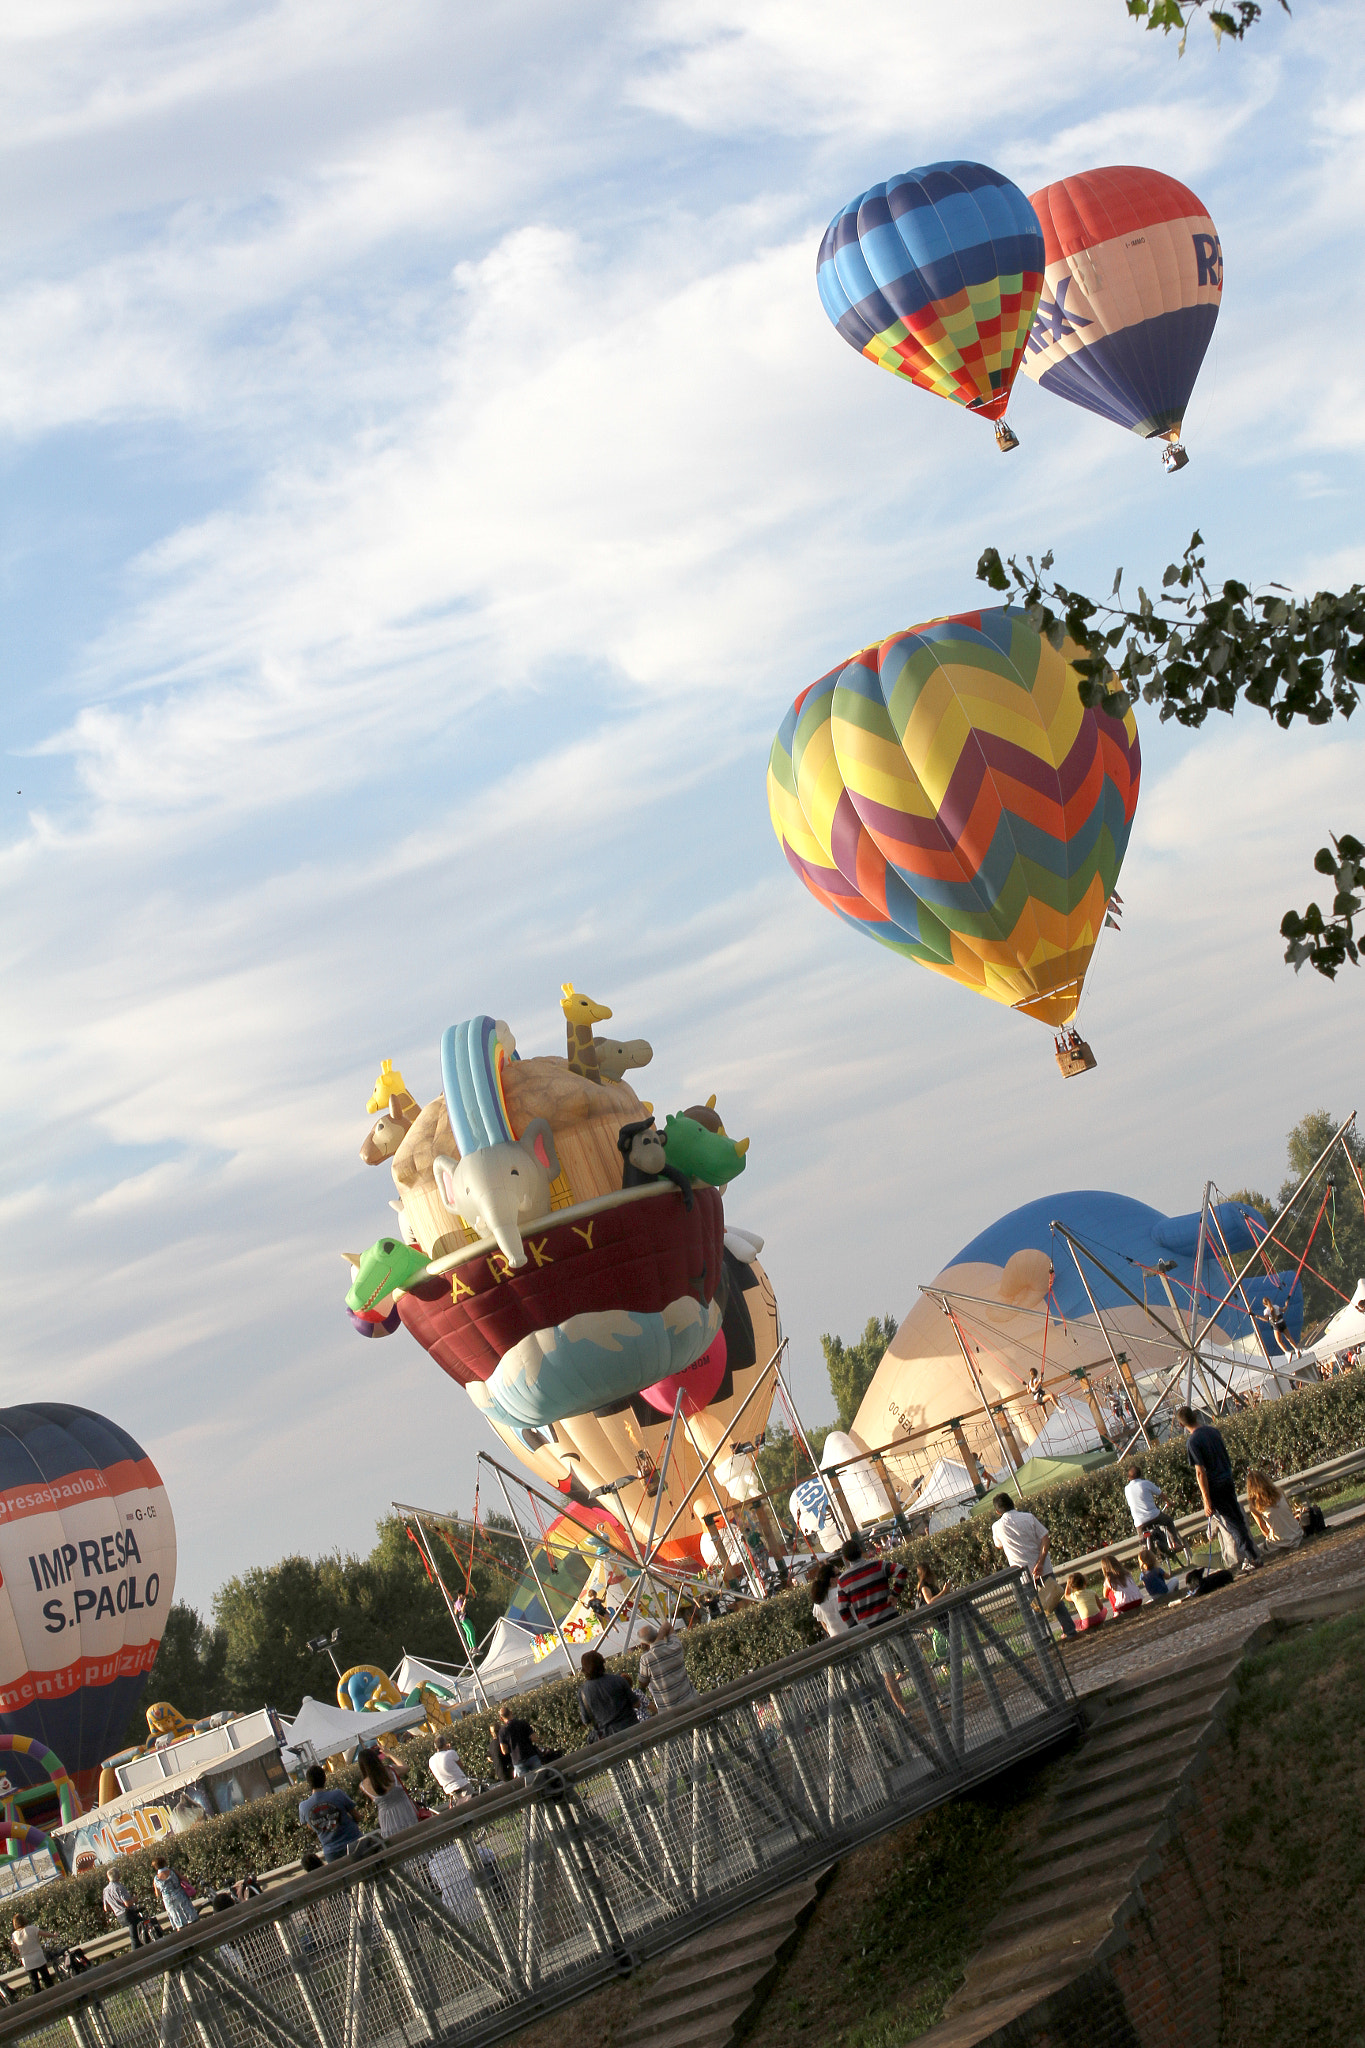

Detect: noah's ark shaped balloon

[344,989,778,1564]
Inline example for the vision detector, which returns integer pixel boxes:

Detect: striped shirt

[638,1633,695,1711]
[836,1555,909,1627]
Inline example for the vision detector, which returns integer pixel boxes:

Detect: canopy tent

[279,1696,427,1764]
[393,1654,469,1700]
[1017,1395,1106,1461]
[969,1447,1115,1515]
[908,1458,995,1527]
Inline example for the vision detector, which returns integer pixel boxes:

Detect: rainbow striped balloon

[817,163,1044,435]
[767,608,1141,1029]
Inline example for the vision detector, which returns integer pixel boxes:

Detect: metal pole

[413,1513,492,1710]
[1188,1182,1213,1349]
[940,1296,1017,1476]
[772,1352,853,1542]
[1204,1204,1283,1404]
[1059,1231,1154,1447]
[1193,1112,1357,1346]
[683,1413,764,1597]
[642,1351,783,1563]
[1153,1269,1221,1414]
[622,1388,686,1654]
[485,1460,576,1673]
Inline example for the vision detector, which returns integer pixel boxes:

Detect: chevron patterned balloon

[767,607,1141,1029]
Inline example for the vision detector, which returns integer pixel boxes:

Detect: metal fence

[5,1572,1078,2048]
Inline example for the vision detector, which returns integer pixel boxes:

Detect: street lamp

[305,1628,343,1679]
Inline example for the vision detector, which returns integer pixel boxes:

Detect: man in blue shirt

[298,1765,361,1861]
[1176,1405,1259,1571]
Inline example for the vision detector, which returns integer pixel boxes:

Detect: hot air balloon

[0,1406,177,1807]
[854,1190,1300,1507]
[767,606,1141,1044]
[1019,166,1223,472]
[817,161,1044,451]
[349,1001,781,1564]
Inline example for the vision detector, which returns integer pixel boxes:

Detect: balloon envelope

[1020,165,1222,446]
[817,162,1043,425]
[0,1406,176,1801]
[854,1190,1301,1479]
[768,606,1141,1028]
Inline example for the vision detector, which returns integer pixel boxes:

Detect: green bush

[903,1370,1365,1589]
[29,1372,1365,1948]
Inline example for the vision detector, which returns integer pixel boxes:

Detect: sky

[3,0,1362,1624]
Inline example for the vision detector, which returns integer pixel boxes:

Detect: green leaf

[976,547,1010,593]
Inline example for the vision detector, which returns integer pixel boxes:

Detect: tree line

[129,1108,1353,1737]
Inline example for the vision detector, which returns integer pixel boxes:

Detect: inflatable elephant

[433,1118,560,1269]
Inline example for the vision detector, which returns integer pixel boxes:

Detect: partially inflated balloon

[1020,166,1222,468]
[768,607,1140,1029]
[817,162,1044,446]
[0,1406,176,1803]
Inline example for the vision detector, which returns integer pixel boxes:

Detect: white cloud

[4,0,1362,1620]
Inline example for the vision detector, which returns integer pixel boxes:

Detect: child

[1136,1545,1175,1600]
[1063,1571,1106,1632]
[1099,1555,1144,1617]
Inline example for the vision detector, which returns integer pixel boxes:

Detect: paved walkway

[1058,1520,1365,1696]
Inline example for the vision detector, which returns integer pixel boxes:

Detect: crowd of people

[8,1401,1331,2004]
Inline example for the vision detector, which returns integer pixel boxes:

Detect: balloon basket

[1162,441,1189,473]
[1055,1037,1097,1078]
[994,421,1020,453]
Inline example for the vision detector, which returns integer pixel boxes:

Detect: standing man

[101,1872,144,1950]
[298,1764,362,1862]
[990,1494,1076,1638]
[1176,1406,1259,1571]
[835,1537,909,1627]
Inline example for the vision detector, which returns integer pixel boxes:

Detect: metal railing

[4,1572,1078,2048]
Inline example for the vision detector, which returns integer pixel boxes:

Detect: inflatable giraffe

[366,1059,421,1124]
[361,1060,423,1166]
[560,984,613,1084]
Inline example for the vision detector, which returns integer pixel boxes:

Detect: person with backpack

[152,1857,199,1931]
[990,1495,1076,1637]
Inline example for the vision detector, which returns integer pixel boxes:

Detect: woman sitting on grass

[1063,1571,1106,1632]
[1099,1555,1144,1617]
[1246,1470,1304,1549]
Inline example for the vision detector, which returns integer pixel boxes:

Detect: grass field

[1219,1606,1365,2046]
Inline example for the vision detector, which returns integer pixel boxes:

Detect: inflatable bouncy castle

[345,991,780,1563]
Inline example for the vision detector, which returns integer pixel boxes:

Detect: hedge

[25,1372,1365,1948]
[899,1367,1365,1594]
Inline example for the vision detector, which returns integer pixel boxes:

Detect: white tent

[394,1654,472,1699]
[909,1458,998,1531]
[279,1696,427,1765]
[1019,1396,1104,1461]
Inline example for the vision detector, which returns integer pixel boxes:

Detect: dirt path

[1058,1519,1365,1694]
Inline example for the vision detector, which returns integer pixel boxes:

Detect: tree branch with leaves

[976,533,1364,979]
[1127,0,1289,50]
